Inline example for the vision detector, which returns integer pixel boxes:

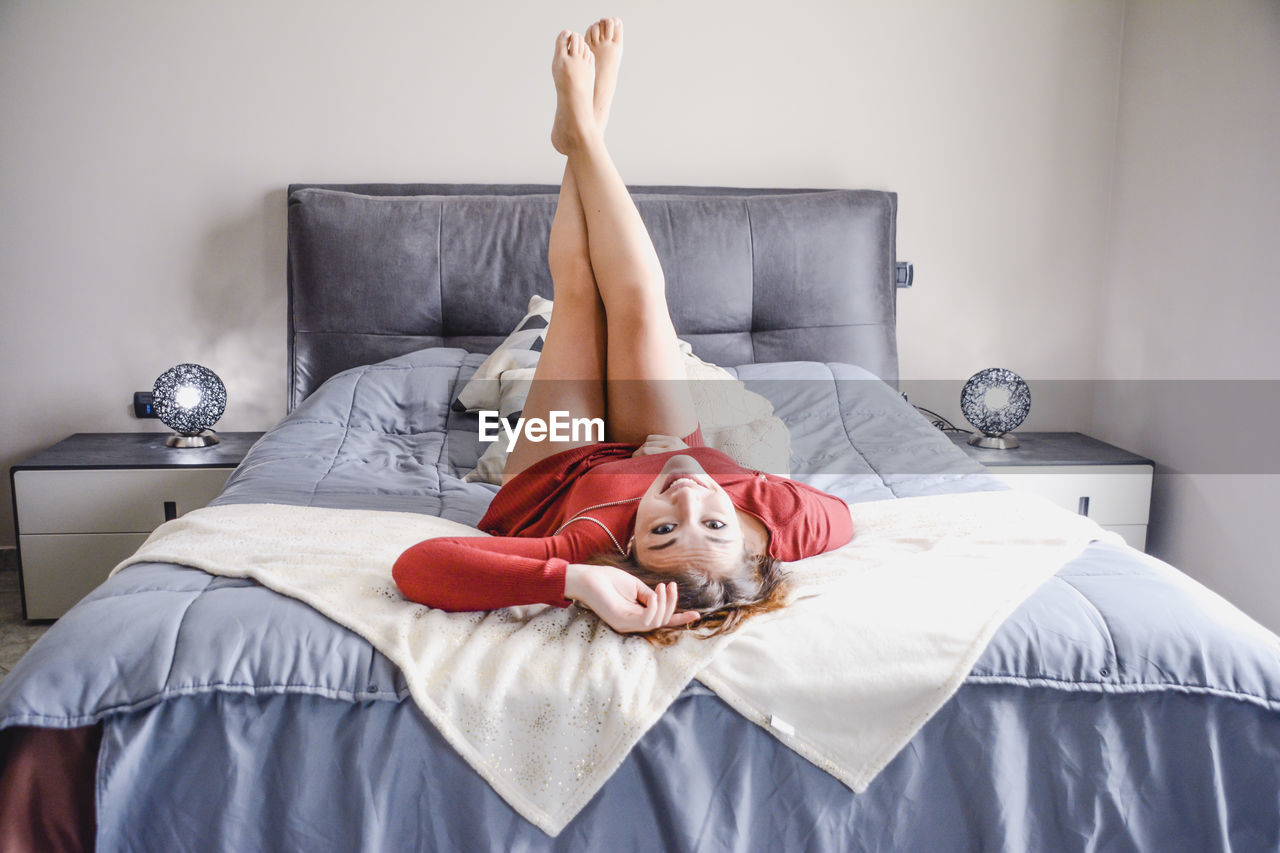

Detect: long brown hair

[586,547,789,646]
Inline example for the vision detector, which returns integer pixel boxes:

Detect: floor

[0,548,50,682]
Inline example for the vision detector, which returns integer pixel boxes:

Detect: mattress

[1,350,1277,850]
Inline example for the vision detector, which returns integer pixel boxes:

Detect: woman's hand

[565,563,700,634]
[631,434,689,457]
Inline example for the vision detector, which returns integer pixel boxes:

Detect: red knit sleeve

[731,475,854,561]
[393,534,582,611]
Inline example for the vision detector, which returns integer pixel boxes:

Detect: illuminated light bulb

[175,386,202,409]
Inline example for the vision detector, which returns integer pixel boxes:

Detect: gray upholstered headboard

[286,183,899,412]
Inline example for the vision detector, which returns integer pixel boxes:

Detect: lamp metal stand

[166,431,221,448]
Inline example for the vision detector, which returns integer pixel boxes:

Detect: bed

[1,183,1278,851]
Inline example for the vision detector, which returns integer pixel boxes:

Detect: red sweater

[393,436,853,612]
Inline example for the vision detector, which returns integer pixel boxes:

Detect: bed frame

[285,184,901,410]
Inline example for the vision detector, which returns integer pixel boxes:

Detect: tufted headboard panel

[286,183,899,411]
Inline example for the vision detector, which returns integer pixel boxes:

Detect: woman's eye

[652,523,676,535]
[703,520,726,530]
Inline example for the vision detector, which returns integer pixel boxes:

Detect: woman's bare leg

[500,32,611,484]
[500,165,607,484]
[551,25,698,446]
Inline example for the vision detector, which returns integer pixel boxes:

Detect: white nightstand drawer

[13,468,231,535]
[18,532,150,619]
[1102,524,1148,552]
[989,465,1153,525]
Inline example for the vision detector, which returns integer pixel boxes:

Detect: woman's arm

[394,533,701,631]
[393,535,574,611]
[732,476,854,561]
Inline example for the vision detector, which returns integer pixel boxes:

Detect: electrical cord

[912,404,972,434]
[899,392,972,434]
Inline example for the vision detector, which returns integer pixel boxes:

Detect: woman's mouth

[661,471,707,494]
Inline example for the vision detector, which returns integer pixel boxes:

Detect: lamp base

[166,431,220,448]
[969,433,1019,450]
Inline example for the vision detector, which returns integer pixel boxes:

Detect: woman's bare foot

[584,17,623,133]
[551,30,598,155]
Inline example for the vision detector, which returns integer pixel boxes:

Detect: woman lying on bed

[394,19,852,639]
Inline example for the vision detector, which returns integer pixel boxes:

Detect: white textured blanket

[110,490,1118,835]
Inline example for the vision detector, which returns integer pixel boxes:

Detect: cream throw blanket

[110,491,1118,835]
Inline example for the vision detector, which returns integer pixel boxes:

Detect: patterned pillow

[452,295,553,417]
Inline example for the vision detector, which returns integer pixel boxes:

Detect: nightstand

[948,431,1153,551]
[10,432,264,620]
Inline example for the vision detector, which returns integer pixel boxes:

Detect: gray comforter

[2,348,1277,851]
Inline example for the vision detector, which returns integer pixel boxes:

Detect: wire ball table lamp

[153,363,227,447]
[960,368,1030,449]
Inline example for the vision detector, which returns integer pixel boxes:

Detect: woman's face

[632,455,745,575]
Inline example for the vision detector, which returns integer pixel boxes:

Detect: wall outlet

[133,391,157,418]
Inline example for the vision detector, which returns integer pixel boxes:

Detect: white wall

[1091,0,1280,630]
[0,0,1127,547]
